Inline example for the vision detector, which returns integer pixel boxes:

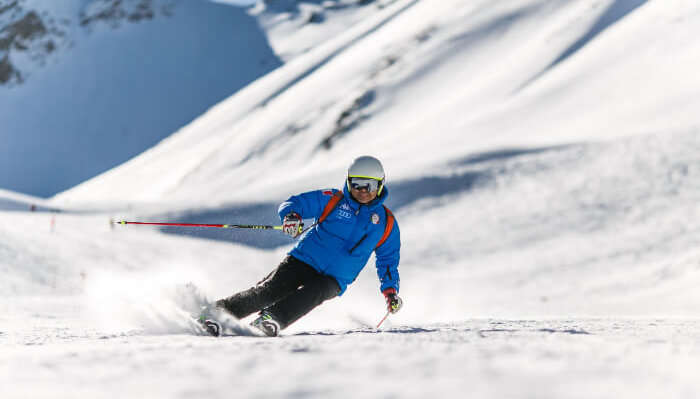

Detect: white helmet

[347,155,385,195]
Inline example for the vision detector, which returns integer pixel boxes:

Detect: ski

[195,305,264,337]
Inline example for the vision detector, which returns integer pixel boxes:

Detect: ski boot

[250,311,281,337]
[201,318,222,337]
[198,304,223,337]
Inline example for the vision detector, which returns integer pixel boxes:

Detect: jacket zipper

[349,234,367,254]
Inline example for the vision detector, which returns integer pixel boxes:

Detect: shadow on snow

[159,145,563,249]
[293,326,440,336]
[516,0,648,92]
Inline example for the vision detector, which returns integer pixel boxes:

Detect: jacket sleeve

[278,189,337,223]
[375,217,400,293]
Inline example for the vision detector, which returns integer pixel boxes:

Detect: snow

[3,0,700,398]
[4,316,700,398]
[50,0,700,206]
[250,0,401,61]
[0,0,282,197]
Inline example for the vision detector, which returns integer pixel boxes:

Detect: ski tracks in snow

[3,318,700,398]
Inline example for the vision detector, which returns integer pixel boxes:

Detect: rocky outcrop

[0,53,17,83]
[0,0,172,85]
[0,10,47,50]
[321,90,376,149]
[0,7,53,84]
[79,0,167,28]
[0,1,64,85]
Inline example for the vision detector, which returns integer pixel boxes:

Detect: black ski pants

[216,255,340,330]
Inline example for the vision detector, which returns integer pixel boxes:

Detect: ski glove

[282,212,303,238]
[383,288,403,314]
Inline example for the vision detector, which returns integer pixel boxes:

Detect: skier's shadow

[159,146,566,249]
[158,202,291,249]
[293,327,440,336]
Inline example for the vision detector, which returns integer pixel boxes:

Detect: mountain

[52,0,700,208]
[0,0,282,197]
[0,0,398,198]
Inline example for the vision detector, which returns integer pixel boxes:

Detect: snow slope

[3,0,700,398]
[250,0,403,61]
[4,319,700,399]
[53,0,700,206]
[0,0,282,197]
[5,130,700,398]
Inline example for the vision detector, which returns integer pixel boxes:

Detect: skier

[207,155,402,337]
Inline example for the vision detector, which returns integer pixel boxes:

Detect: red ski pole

[115,220,284,230]
[376,310,391,329]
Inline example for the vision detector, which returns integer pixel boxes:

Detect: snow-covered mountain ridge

[0,0,193,87]
[52,0,700,208]
[0,0,394,198]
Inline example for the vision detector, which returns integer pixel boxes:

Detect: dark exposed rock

[0,53,17,83]
[1,11,47,51]
[1,0,170,86]
[0,1,19,16]
[127,8,154,22]
[306,10,324,24]
[11,11,46,39]
[0,8,53,84]
[0,35,10,51]
[321,90,376,149]
[80,1,127,26]
[81,0,159,27]
[0,6,68,85]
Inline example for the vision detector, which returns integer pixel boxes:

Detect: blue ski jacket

[278,184,400,296]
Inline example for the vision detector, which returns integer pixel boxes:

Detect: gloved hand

[282,212,303,238]
[382,288,403,314]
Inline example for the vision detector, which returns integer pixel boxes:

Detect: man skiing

[207,155,402,337]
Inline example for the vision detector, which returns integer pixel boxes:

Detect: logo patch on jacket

[371,213,380,224]
[337,210,352,219]
[323,190,334,196]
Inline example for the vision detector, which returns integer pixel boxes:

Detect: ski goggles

[347,176,382,192]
